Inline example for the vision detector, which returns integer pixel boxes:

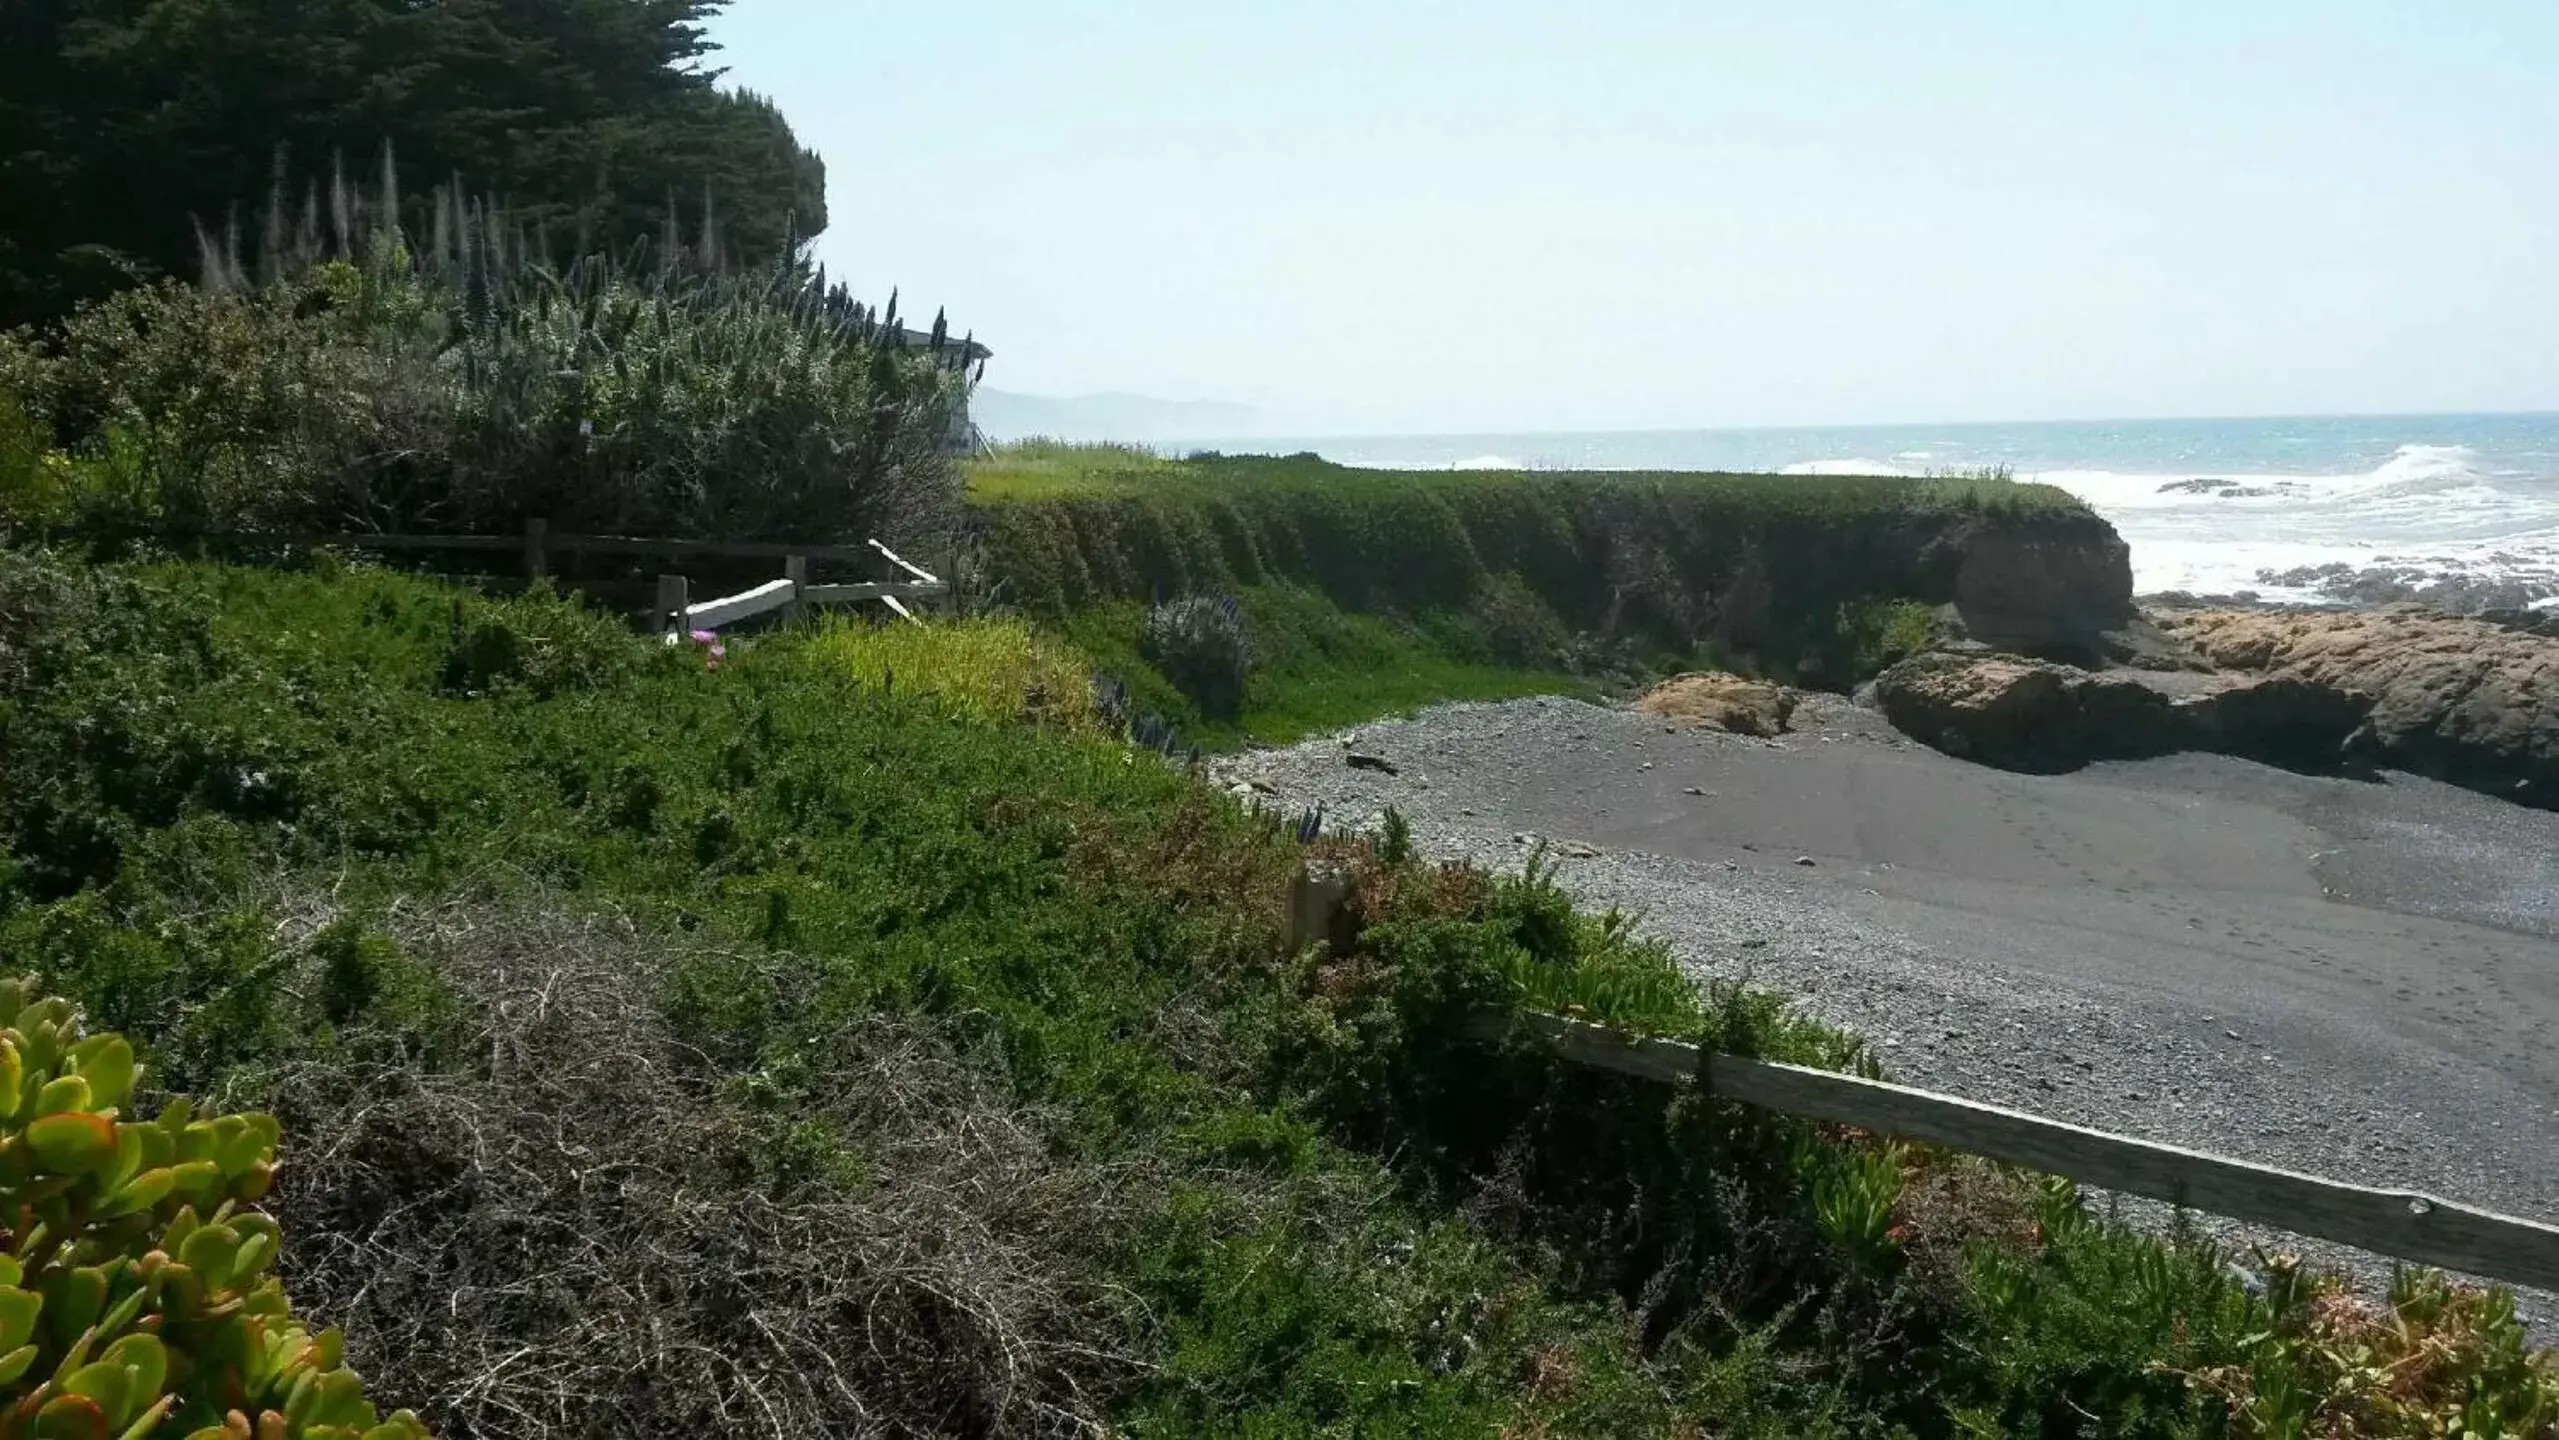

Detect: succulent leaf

[0,1285,42,1351]
[32,1392,111,1440]
[0,985,422,1437]
[0,1039,22,1121]
[34,1075,91,1120]
[26,1113,118,1175]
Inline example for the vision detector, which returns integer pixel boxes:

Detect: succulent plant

[0,977,427,1440]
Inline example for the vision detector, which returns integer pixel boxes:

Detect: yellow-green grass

[804,614,1099,729]
[965,438,1180,500]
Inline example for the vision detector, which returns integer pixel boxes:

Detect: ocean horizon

[1173,410,2559,608]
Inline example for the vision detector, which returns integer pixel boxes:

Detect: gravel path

[1213,693,2559,1322]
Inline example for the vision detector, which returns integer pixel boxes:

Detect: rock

[1344,752,1399,775]
[1872,651,2374,775]
[1945,518,2136,665]
[2157,477,2275,498]
[1872,654,2173,771]
[2253,564,2559,614]
[1633,672,1798,737]
[1793,855,1816,867]
[2157,607,2559,808]
[2184,676,2377,766]
[1558,840,1601,859]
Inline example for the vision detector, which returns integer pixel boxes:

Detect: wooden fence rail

[1470,1008,2559,1293]
[655,572,948,634]
[231,520,957,632]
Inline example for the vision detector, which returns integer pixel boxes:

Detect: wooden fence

[1471,1008,2559,1293]
[274,521,952,632]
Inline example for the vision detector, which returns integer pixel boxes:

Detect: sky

[704,1,2559,435]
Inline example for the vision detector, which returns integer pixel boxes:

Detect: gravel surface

[1214,693,2559,1323]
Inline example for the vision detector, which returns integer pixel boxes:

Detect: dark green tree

[0,0,825,330]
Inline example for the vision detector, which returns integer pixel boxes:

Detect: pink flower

[687,629,727,670]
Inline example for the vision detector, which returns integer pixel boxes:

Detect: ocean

[1190,412,2559,609]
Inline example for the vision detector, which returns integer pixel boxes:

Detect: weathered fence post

[523,517,549,583]
[1285,863,1352,956]
[655,574,689,636]
[783,554,808,623]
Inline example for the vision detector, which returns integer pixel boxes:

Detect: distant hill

[970,389,1295,444]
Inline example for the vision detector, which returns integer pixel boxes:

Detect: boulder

[2184,677,2378,766]
[1873,654,2176,771]
[2157,607,2559,806]
[1634,672,1797,736]
[1873,653,2375,775]
[1946,522,2136,664]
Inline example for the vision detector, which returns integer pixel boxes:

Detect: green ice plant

[0,979,425,1440]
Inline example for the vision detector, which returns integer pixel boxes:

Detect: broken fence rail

[658,571,948,634]
[1469,1007,2559,1294]
[232,522,955,630]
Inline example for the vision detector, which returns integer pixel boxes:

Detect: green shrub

[1837,595,1942,676]
[0,335,76,535]
[0,976,426,1439]
[433,585,641,700]
[1141,592,1256,719]
[20,177,965,548]
[2187,1258,2559,1436]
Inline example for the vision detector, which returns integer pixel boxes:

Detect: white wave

[1779,457,1916,476]
[2129,525,2559,602]
[1331,452,1531,472]
[2029,444,2502,513]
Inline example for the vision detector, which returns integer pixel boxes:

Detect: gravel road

[1213,693,2559,1321]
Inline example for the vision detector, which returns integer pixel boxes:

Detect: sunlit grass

[965,438,1176,499]
[804,614,1100,729]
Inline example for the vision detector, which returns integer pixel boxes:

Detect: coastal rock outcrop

[1634,672,1797,736]
[1943,522,2136,664]
[1872,653,2376,775]
[1873,655,2173,771]
[2157,607,2559,806]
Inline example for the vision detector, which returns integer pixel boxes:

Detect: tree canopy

[0,0,826,330]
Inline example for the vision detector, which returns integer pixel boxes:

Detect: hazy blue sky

[705,2,2557,434]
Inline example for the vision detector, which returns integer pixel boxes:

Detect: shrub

[19,173,968,549]
[433,586,642,700]
[1837,596,1942,677]
[38,277,370,541]
[1141,592,1256,719]
[265,907,1140,1438]
[2185,1257,2559,1436]
[0,337,76,535]
[0,975,425,1439]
